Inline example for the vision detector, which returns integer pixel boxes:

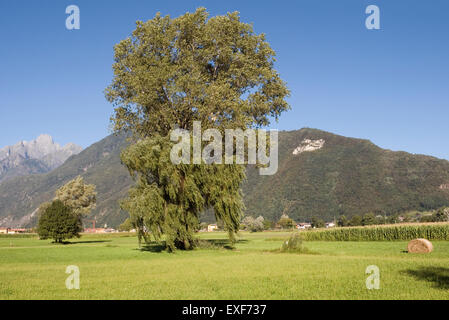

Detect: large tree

[106,8,290,251]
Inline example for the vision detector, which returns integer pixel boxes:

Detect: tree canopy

[241,215,265,232]
[278,214,295,229]
[37,200,82,243]
[106,7,289,137]
[55,176,97,216]
[311,217,325,229]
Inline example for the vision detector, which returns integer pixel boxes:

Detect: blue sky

[0,0,448,159]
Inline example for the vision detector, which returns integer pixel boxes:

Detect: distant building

[83,228,117,234]
[1,228,27,234]
[296,223,312,230]
[84,228,106,234]
[207,224,218,232]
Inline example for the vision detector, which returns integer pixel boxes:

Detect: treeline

[239,207,449,232]
[337,207,449,227]
[239,214,326,232]
[118,208,449,233]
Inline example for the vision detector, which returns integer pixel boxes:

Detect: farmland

[300,222,449,241]
[1,229,449,300]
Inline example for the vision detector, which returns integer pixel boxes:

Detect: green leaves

[55,176,97,217]
[106,8,290,137]
[120,136,245,251]
[37,177,96,243]
[37,200,82,243]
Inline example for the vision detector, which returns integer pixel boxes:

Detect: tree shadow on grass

[58,240,112,245]
[403,267,449,290]
[136,239,249,252]
[138,241,167,253]
[197,239,248,250]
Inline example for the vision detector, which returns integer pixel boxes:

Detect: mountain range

[1,129,449,228]
[0,134,82,183]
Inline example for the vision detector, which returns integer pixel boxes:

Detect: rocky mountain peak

[0,134,83,183]
[35,134,54,145]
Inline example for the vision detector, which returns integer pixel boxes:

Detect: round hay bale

[407,238,433,253]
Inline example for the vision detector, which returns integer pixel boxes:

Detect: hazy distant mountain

[0,134,82,183]
[1,129,449,228]
[0,134,131,227]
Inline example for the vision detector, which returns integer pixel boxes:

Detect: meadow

[1,231,448,300]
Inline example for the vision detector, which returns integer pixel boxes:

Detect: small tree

[252,216,265,232]
[37,200,82,243]
[337,215,349,227]
[420,214,435,222]
[241,216,254,230]
[362,213,376,226]
[263,219,274,230]
[349,215,362,226]
[118,218,134,232]
[311,217,325,229]
[278,214,295,229]
[241,216,264,232]
[387,214,399,224]
[434,207,449,222]
[375,215,386,225]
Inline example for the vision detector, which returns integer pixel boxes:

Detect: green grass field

[1,231,448,300]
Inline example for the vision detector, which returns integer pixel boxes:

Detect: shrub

[420,215,435,223]
[241,216,265,232]
[337,215,349,227]
[311,217,325,228]
[279,233,312,254]
[118,218,134,232]
[349,215,362,226]
[434,207,449,222]
[362,213,376,226]
[278,214,295,229]
[263,219,275,230]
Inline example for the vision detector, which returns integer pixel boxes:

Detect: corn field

[300,223,449,241]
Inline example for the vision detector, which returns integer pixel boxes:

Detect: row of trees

[337,207,449,227]
[241,214,306,231]
[417,207,449,223]
[37,176,97,243]
[243,207,449,232]
[337,213,381,227]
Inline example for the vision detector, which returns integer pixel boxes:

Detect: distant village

[0,221,337,235]
[0,227,28,234]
